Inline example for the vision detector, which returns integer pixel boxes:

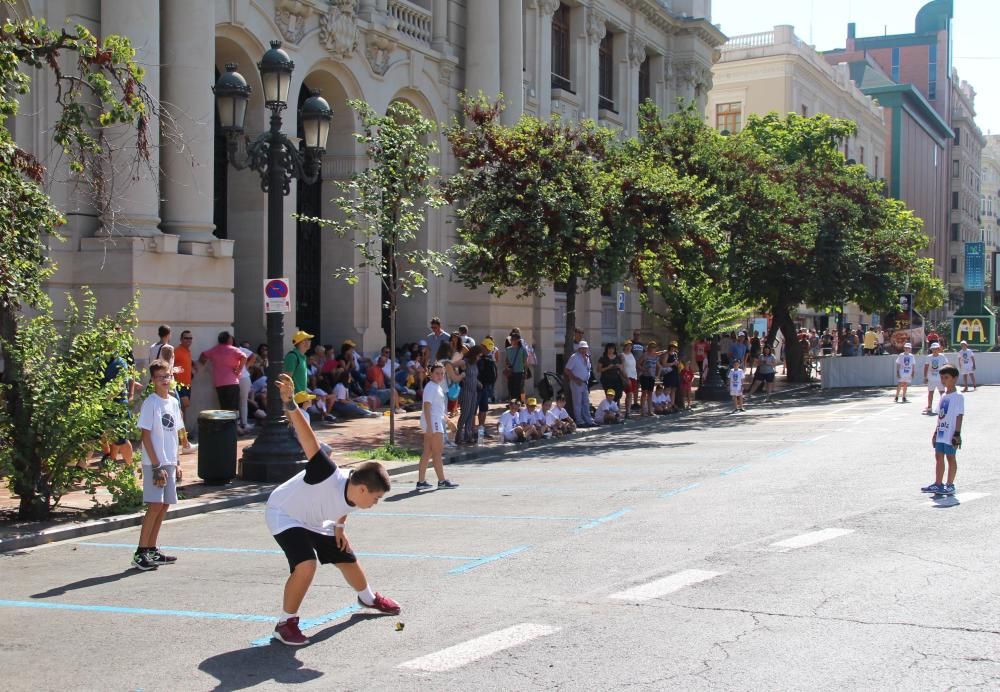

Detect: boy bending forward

[267,374,399,646]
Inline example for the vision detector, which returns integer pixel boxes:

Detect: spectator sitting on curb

[595,389,623,424]
[498,399,528,443]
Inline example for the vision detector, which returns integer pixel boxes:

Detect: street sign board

[264,278,291,314]
[964,242,985,291]
[617,290,626,312]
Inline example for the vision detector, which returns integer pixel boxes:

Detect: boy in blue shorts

[921,365,963,496]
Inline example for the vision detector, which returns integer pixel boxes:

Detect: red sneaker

[359,592,401,615]
[273,617,309,646]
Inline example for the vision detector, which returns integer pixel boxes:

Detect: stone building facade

[948,76,985,307]
[4,0,724,420]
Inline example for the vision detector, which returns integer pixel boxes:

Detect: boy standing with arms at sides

[729,357,745,412]
[895,342,915,403]
[267,373,400,646]
[133,360,184,571]
[416,363,458,490]
[922,342,949,415]
[921,365,963,496]
[957,340,977,392]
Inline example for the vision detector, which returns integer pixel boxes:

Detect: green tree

[0,4,153,517]
[304,100,448,445]
[643,274,753,357]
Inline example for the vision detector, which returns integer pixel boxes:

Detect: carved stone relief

[586,9,607,44]
[275,0,313,45]
[319,0,359,57]
[628,36,647,68]
[365,31,396,75]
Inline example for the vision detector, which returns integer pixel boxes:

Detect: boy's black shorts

[273,527,357,572]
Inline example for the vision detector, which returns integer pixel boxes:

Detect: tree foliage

[643,274,753,356]
[304,99,448,444]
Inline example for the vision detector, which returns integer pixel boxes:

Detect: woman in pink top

[198,331,247,412]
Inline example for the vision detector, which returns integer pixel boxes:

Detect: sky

[711,0,1000,136]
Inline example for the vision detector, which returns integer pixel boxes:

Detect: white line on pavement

[927,492,989,507]
[608,569,723,602]
[398,623,561,672]
[769,528,855,552]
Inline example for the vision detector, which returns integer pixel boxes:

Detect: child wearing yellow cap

[595,389,623,424]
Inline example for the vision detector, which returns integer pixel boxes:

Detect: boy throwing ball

[921,365,963,497]
[267,373,399,646]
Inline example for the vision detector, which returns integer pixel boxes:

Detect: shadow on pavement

[198,614,376,691]
[30,569,144,598]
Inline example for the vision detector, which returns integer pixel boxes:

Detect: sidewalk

[0,377,816,551]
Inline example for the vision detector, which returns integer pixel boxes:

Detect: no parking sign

[263,278,291,314]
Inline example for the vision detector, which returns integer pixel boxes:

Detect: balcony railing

[721,30,775,50]
[389,0,432,45]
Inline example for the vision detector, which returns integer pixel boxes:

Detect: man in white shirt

[148,324,171,364]
[564,341,596,427]
[498,399,528,442]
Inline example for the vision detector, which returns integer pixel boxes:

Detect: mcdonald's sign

[953,316,993,347]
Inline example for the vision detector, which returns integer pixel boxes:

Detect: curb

[0,382,817,553]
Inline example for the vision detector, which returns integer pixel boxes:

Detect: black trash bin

[198,410,239,484]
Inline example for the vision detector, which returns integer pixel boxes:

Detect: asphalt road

[2,386,998,691]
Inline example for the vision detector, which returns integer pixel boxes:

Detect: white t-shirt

[622,352,637,379]
[333,383,350,401]
[596,399,619,417]
[499,410,520,435]
[652,392,669,405]
[148,341,169,364]
[925,353,949,381]
[265,455,354,536]
[516,409,533,426]
[138,393,183,468]
[552,405,570,420]
[544,408,559,426]
[527,408,545,425]
[421,381,446,432]
[935,391,964,444]
[238,347,253,381]
[895,353,915,381]
[958,349,975,373]
[729,368,745,396]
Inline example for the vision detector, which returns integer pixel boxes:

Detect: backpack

[478,356,498,385]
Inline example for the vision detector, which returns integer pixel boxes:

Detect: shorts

[663,371,679,388]
[927,378,944,392]
[478,384,494,413]
[273,526,356,572]
[729,387,743,397]
[753,371,775,383]
[626,378,637,393]
[897,375,912,384]
[959,366,974,375]
[105,404,132,446]
[177,384,191,400]
[639,375,656,392]
[502,430,521,443]
[142,465,178,504]
[934,441,957,456]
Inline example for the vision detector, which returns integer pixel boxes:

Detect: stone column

[582,7,605,118]
[160,0,216,244]
[625,36,646,135]
[499,0,524,124]
[431,0,448,52]
[100,0,161,237]
[465,0,500,98]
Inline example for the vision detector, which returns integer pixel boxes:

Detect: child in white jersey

[729,357,746,412]
[922,342,949,415]
[551,393,576,434]
[416,362,459,490]
[921,365,964,496]
[266,373,398,647]
[498,399,528,442]
[651,384,671,414]
[541,399,564,437]
[595,389,623,424]
[894,342,916,403]
[956,340,977,392]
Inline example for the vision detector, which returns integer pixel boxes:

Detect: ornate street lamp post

[213,41,332,481]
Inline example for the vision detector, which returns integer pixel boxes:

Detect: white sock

[278,610,296,624]
[358,586,376,606]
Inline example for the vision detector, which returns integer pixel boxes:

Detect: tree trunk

[562,273,579,421]
[387,251,398,447]
[771,308,808,382]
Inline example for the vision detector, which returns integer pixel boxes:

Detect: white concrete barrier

[821,352,1000,388]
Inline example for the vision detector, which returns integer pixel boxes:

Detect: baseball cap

[482,337,495,350]
[931,342,941,349]
[577,340,589,349]
[904,342,912,348]
[293,391,316,404]
[960,340,968,345]
[527,397,538,406]
[291,330,314,345]
[343,339,356,347]
[606,388,615,396]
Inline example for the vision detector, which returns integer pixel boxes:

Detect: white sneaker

[254,409,267,420]
[180,442,198,455]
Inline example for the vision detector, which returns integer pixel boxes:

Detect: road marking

[398,623,561,672]
[766,449,791,458]
[250,604,361,646]
[769,528,855,552]
[927,492,989,507]
[77,542,481,561]
[363,511,589,521]
[801,434,828,445]
[608,569,723,602]
[576,508,632,531]
[0,599,275,623]
[447,545,531,574]
[719,464,750,476]
[660,483,701,498]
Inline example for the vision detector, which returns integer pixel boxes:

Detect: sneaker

[131,550,159,571]
[894,396,899,402]
[942,483,956,496]
[323,414,337,423]
[149,548,177,565]
[359,592,401,615]
[180,442,198,456]
[254,409,268,420]
[415,480,432,490]
[273,617,309,646]
[921,482,946,494]
[437,479,459,489]
[902,398,909,403]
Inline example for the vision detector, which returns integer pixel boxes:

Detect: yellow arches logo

[955,318,986,343]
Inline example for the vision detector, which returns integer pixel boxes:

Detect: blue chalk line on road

[447,545,531,574]
[576,508,632,531]
[362,511,590,521]
[250,603,362,647]
[719,464,751,476]
[660,483,701,498]
[766,449,791,458]
[0,599,274,623]
[77,542,480,561]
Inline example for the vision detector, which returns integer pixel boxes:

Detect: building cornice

[622,0,727,48]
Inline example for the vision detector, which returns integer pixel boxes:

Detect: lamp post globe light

[212,41,332,482]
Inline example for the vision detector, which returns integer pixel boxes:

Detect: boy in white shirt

[729,357,746,412]
[651,384,671,414]
[524,398,550,437]
[541,399,563,437]
[922,342,949,415]
[921,365,964,496]
[595,389,622,424]
[956,340,977,392]
[498,399,528,442]
[132,359,185,571]
[551,393,576,435]
[894,342,915,403]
